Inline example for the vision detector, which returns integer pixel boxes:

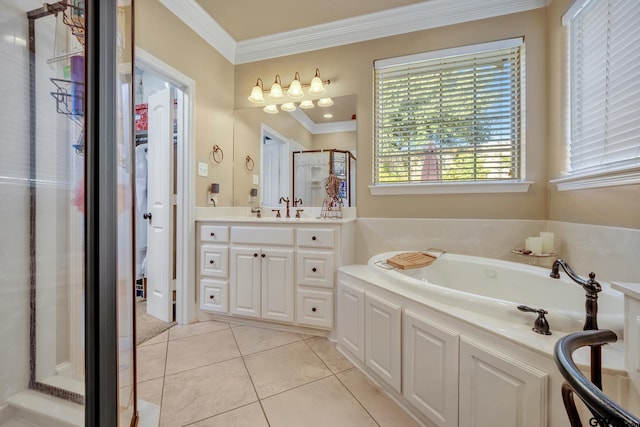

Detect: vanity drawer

[200,245,229,277]
[200,225,229,243]
[296,288,334,329]
[231,227,294,246]
[297,228,335,249]
[200,279,228,313]
[296,250,334,288]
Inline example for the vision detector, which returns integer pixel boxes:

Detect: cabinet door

[365,292,402,393]
[403,310,459,427]
[459,337,548,427]
[261,248,294,323]
[337,281,365,362]
[230,247,261,318]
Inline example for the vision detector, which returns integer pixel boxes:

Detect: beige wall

[313,131,356,153]
[135,0,235,206]
[235,9,548,219]
[546,0,640,229]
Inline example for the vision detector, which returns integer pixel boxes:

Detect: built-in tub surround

[337,254,637,427]
[368,251,624,337]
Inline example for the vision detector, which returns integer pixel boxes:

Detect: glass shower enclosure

[1,1,136,425]
[292,149,356,207]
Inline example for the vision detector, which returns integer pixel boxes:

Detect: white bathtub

[367,251,624,336]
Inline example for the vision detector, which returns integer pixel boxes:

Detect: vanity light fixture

[247,68,331,110]
[281,102,296,112]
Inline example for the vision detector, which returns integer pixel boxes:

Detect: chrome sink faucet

[279,197,291,218]
[550,259,602,331]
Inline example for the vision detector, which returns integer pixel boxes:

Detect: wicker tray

[386,252,438,270]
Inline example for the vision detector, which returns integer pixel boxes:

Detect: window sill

[369,181,532,195]
[551,167,640,191]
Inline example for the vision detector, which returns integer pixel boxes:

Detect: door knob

[143,212,152,220]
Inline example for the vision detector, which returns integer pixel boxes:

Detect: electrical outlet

[198,162,208,177]
[207,192,217,206]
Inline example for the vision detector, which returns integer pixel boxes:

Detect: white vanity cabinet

[196,219,354,332]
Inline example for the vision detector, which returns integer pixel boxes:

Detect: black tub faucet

[550,259,602,331]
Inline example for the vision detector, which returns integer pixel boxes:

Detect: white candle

[528,236,543,255]
[540,232,555,254]
[524,237,532,251]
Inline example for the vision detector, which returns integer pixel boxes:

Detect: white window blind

[566,0,640,175]
[373,38,524,185]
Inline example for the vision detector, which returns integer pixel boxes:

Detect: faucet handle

[295,209,304,218]
[517,305,551,335]
[271,209,281,218]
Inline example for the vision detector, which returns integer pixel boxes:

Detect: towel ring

[245,155,255,171]
[212,145,224,163]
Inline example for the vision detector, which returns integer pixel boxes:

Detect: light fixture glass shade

[281,102,296,112]
[248,85,265,104]
[287,78,304,99]
[268,75,284,100]
[263,104,279,114]
[308,76,326,95]
[317,97,333,107]
[299,100,314,109]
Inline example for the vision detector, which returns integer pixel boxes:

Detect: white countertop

[195,206,357,224]
[611,281,640,300]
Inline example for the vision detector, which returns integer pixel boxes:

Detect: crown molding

[288,109,357,135]
[235,0,547,64]
[159,0,235,64]
[161,0,546,65]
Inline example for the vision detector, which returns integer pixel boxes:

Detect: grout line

[181,401,257,427]
[334,369,382,427]
[230,326,272,427]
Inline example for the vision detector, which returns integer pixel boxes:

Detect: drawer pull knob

[312,307,317,312]
[209,295,215,300]
[261,253,266,258]
[312,236,317,241]
[209,260,214,264]
[254,253,258,257]
[312,267,317,272]
[210,232,215,237]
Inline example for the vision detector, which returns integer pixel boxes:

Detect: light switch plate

[252,174,259,185]
[198,162,208,177]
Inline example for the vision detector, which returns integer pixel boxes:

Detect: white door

[145,88,173,322]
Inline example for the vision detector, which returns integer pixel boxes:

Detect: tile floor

[137,320,423,427]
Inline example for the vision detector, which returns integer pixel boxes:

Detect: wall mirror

[233,95,357,208]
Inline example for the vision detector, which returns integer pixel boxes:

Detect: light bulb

[268,75,284,100]
[287,73,304,99]
[317,97,333,107]
[263,104,278,114]
[299,100,314,109]
[281,103,296,112]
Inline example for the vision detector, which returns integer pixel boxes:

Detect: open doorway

[133,51,195,350]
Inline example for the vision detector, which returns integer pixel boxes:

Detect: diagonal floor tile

[137,377,164,407]
[139,330,169,347]
[337,368,422,427]
[305,337,353,374]
[168,320,229,341]
[136,342,167,383]
[160,358,257,427]
[261,376,378,427]
[188,402,269,427]
[231,325,303,355]
[165,328,240,375]
[243,341,332,399]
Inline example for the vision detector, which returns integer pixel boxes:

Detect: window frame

[370,37,531,196]
[552,0,640,191]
